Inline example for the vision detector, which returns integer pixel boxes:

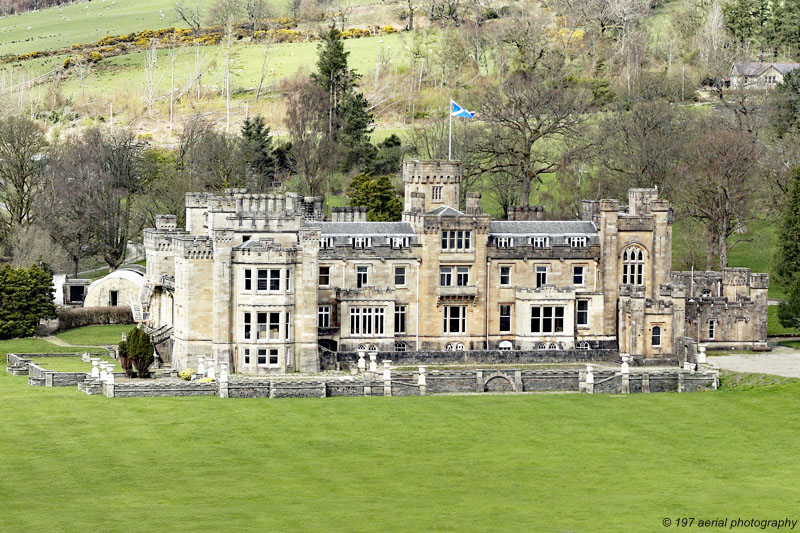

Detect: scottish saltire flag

[450,100,475,118]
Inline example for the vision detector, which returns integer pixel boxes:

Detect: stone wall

[106,381,216,398]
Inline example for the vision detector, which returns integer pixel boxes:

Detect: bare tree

[0,115,47,253]
[207,0,244,26]
[174,0,203,33]
[470,62,591,207]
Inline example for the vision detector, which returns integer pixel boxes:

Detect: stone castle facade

[142,160,768,374]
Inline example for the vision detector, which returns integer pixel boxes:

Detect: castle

[142,160,768,373]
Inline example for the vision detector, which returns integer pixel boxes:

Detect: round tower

[403,160,463,213]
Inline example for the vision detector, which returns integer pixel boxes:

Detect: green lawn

[56,324,132,346]
[29,356,117,372]
[2,337,800,531]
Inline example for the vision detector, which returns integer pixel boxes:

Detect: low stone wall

[7,354,89,387]
[105,381,216,398]
[323,349,620,371]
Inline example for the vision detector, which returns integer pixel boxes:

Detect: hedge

[57,306,134,331]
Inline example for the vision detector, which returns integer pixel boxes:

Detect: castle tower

[403,160,463,213]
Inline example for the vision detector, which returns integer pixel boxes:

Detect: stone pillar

[106,370,115,385]
[382,360,392,397]
[368,352,378,372]
[197,356,206,376]
[99,363,108,382]
[514,370,522,392]
[418,366,426,396]
[642,373,650,393]
[208,363,216,380]
[697,345,707,365]
[91,359,100,379]
[357,351,366,373]
[677,372,684,393]
[218,363,229,398]
[104,381,115,398]
[621,358,630,394]
[584,364,594,394]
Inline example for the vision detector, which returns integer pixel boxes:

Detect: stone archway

[484,374,515,392]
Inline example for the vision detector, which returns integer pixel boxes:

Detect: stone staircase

[78,378,103,395]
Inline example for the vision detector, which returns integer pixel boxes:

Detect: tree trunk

[706,226,715,270]
[519,177,531,208]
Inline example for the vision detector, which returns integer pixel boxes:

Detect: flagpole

[448,102,452,161]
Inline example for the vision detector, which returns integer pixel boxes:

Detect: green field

[56,324,132,346]
[29,355,117,372]
[2,336,800,531]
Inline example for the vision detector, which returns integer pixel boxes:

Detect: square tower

[403,160,463,213]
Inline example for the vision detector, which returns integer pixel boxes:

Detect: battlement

[619,285,647,298]
[155,215,178,231]
[331,207,368,222]
[628,188,659,216]
[402,160,463,183]
[508,205,545,221]
[173,236,214,259]
[515,286,576,299]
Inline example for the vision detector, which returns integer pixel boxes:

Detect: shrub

[0,263,57,340]
[179,368,195,381]
[123,326,154,378]
[197,377,213,384]
[57,306,134,330]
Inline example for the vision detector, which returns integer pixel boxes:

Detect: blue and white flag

[450,100,475,118]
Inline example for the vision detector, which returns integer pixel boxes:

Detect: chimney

[465,192,482,215]
[507,206,545,221]
[409,192,426,214]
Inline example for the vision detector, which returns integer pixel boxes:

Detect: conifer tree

[774,167,800,288]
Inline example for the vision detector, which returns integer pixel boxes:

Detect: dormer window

[495,237,514,248]
[568,236,586,248]
[530,237,550,248]
[350,237,372,249]
[390,237,410,248]
[321,237,334,249]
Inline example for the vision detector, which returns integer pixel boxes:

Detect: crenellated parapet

[402,160,463,184]
[173,236,214,260]
[330,207,368,222]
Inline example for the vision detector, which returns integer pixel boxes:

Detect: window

[356,266,369,288]
[258,348,279,367]
[443,305,466,334]
[244,312,251,340]
[548,343,558,350]
[391,237,410,248]
[456,266,469,286]
[349,307,385,336]
[708,319,716,340]
[269,348,279,366]
[499,340,513,351]
[351,237,372,248]
[243,348,251,366]
[244,269,252,291]
[765,75,776,84]
[531,237,550,248]
[499,305,512,333]
[257,349,267,366]
[394,305,407,334]
[494,237,514,248]
[701,289,712,298]
[285,311,291,340]
[394,341,407,352]
[319,266,330,286]
[395,266,406,286]
[441,230,471,251]
[577,341,590,350]
[257,269,281,291]
[531,306,565,333]
[500,266,512,286]
[440,266,453,286]
[651,326,662,347]
[109,290,119,307]
[318,305,331,328]
[622,246,645,286]
[321,237,335,249]
[285,269,292,292]
[536,266,548,288]
[537,343,547,350]
[432,186,442,200]
[573,265,585,286]
[577,300,589,327]
[242,235,251,243]
[568,236,587,248]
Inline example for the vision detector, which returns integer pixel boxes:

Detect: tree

[174,1,203,33]
[471,59,591,207]
[778,279,800,329]
[0,263,56,340]
[122,326,154,378]
[346,173,403,221]
[240,115,277,190]
[0,115,48,254]
[772,70,800,138]
[206,0,243,26]
[773,167,800,288]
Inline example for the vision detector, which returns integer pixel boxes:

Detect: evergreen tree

[241,115,276,189]
[773,70,800,137]
[368,134,405,176]
[347,173,403,221]
[774,167,800,288]
[0,263,56,339]
[123,326,154,378]
[311,26,359,117]
[778,279,800,328]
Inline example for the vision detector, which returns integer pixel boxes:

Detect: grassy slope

[56,324,132,345]
[2,335,800,530]
[29,356,118,371]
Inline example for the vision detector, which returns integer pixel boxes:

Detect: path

[40,335,97,350]
[708,344,800,378]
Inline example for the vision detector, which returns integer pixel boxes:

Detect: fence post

[218,363,229,398]
[585,364,594,394]
[621,356,630,394]
[642,373,650,393]
[383,360,392,397]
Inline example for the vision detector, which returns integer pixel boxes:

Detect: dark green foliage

[338,92,375,171]
[347,173,403,221]
[121,326,154,378]
[773,70,800,137]
[118,338,133,377]
[311,26,359,111]
[57,306,134,330]
[778,279,800,328]
[723,0,800,48]
[367,134,406,176]
[240,115,277,189]
[774,167,800,288]
[0,263,56,340]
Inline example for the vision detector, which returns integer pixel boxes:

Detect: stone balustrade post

[99,363,108,383]
[197,356,206,376]
[620,356,630,394]
[584,364,594,394]
[357,350,366,373]
[417,365,426,396]
[106,369,115,385]
[218,363,229,398]
[369,352,378,373]
[90,358,100,379]
[697,345,707,365]
[382,360,392,397]
[208,363,216,380]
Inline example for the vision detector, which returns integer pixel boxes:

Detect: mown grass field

[55,323,134,346]
[2,335,800,531]
[29,355,117,371]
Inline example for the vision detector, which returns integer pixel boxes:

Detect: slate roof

[320,222,416,236]
[489,220,598,236]
[427,206,465,217]
[732,62,800,77]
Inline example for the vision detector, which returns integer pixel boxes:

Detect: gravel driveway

[708,345,800,378]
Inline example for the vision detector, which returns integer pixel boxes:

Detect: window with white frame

[568,236,587,248]
[573,265,585,286]
[319,265,330,286]
[440,266,453,286]
[244,269,252,291]
[495,237,514,248]
[356,265,369,288]
[243,348,251,365]
[651,326,662,347]
[708,319,716,339]
[577,341,590,350]
[395,266,406,286]
[441,230,471,251]
[499,304,512,333]
[622,246,645,286]
[394,305,407,334]
[530,237,550,248]
[257,348,279,367]
[500,266,512,286]
[390,237,410,248]
[394,341,407,352]
[531,306,565,333]
[576,300,589,327]
[318,305,331,328]
[285,269,292,292]
[285,311,291,340]
[255,312,280,341]
[350,237,372,249]
[321,237,335,249]
[499,340,513,351]
[257,348,267,366]
[432,186,443,200]
[456,266,469,286]
[536,265,548,288]
[257,269,281,291]
[443,305,466,334]
[244,312,251,340]
[349,307,385,336]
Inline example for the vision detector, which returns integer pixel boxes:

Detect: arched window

[622,246,645,286]
[651,326,662,348]
[445,343,455,351]
[498,340,513,351]
[537,343,547,350]
[548,343,558,350]
[394,341,407,352]
[701,289,711,298]
[577,341,590,350]
[357,344,366,351]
